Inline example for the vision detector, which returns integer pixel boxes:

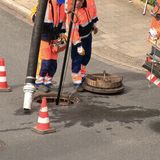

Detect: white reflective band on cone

[40,107,48,112]
[147,74,154,80]
[23,91,32,110]
[38,117,49,124]
[0,77,6,82]
[0,66,5,71]
[154,79,160,85]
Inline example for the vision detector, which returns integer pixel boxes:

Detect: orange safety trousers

[39,40,58,60]
[36,40,58,76]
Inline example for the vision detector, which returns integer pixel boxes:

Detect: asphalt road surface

[1,4,160,160]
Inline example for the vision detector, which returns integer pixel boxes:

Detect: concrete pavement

[0,0,152,70]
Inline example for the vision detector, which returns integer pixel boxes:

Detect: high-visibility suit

[33,0,66,87]
[148,0,160,55]
[67,0,98,86]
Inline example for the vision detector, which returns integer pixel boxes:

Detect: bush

[141,0,156,5]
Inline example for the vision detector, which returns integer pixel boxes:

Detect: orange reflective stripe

[72,73,82,84]
[81,65,86,75]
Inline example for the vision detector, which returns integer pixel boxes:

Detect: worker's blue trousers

[71,34,92,74]
[39,59,57,77]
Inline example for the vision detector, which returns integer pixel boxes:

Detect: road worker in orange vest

[66,0,98,91]
[148,0,160,57]
[31,0,67,92]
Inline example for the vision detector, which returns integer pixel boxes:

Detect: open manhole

[33,91,80,106]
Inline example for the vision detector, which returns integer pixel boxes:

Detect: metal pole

[56,0,77,105]
[143,0,149,15]
[23,0,48,112]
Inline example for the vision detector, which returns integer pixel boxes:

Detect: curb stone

[0,0,31,18]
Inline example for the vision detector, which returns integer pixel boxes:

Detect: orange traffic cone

[0,57,11,92]
[32,97,55,134]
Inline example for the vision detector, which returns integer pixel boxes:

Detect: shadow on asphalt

[117,71,145,82]
[149,121,160,134]
[50,103,160,128]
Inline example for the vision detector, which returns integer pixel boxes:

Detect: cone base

[0,86,11,92]
[32,126,56,134]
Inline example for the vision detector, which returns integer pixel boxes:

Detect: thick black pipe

[56,0,77,105]
[25,0,48,84]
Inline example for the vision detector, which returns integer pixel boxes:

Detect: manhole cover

[83,82,124,94]
[33,91,80,106]
[86,71,123,89]
[83,72,124,94]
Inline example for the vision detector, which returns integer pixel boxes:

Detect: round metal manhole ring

[86,73,123,89]
[82,82,124,94]
[33,91,80,106]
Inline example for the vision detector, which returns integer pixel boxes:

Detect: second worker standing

[67,0,98,91]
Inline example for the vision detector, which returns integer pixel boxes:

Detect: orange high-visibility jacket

[36,0,66,61]
[150,0,160,38]
[44,0,66,26]
[41,0,66,41]
[67,0,98,46]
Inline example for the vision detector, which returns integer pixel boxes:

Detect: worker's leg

[44,59,57,87]
[71,43,83,87]
[81,34,92,81]
[35,40,52,92]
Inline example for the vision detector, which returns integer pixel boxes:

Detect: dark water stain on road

[51,103,160,128]
[13,91,160,130]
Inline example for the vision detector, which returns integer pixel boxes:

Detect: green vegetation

[141,0,156,5]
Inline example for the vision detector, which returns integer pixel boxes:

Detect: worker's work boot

[74,83,84,92]
[44,76,55,91]
[44,76,52,85]
[35,76,49,93]
[35,76,44,86]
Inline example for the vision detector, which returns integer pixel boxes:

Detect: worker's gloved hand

[77,46,85,56]
[93,25,98,34]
